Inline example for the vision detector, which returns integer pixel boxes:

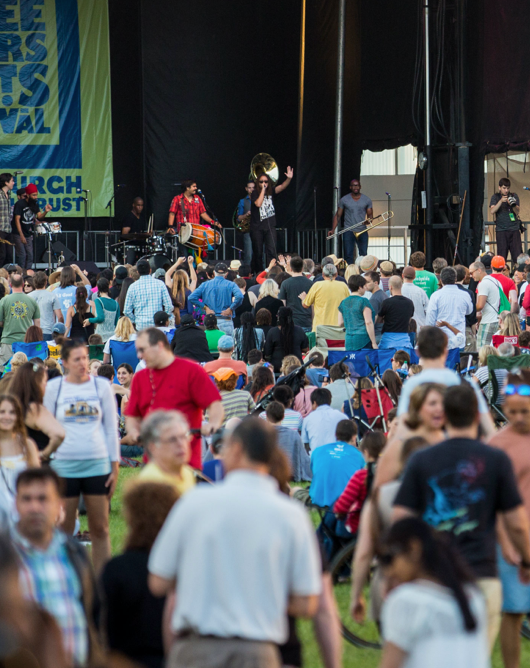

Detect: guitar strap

[180,196,187,231]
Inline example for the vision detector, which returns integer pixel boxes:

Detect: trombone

[329,210,394,238]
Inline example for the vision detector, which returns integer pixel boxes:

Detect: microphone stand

[386,192,391,260]
[81,195,89,262]
[313,186,318,261]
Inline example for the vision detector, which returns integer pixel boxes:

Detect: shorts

[497,545,530,613]
[62,473,111,498]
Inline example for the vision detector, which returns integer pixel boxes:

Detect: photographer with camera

[490,177,522,264]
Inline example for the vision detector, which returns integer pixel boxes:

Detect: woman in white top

[103,315,137,365]
[0,394,40,518]
[378,517,488,668]
[43,339,120,574]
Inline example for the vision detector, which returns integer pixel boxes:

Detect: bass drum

[139,253,172,272]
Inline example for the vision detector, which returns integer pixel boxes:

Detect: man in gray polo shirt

[329,179,373,263]
[149,419,321,668]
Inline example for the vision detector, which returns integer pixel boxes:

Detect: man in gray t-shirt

[329,179,373,263]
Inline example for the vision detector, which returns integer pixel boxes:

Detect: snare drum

[48,222,62,233]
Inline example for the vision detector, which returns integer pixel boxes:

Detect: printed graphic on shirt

[423,458,486,532]
[64,401,99,422]
[260,196,275,221]
[9,301,29,320]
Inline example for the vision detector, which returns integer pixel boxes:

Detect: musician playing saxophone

[328,178,373,263]
[168,179,222,232]
[235,181,255,265]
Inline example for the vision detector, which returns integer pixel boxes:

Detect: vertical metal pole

[424,0,434,267]
[333,0,346,259]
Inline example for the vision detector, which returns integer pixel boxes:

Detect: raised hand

[285,166,294,179]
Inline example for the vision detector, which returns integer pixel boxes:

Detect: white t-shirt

[477,277,501,324]
[382,581,488,668]
[43,376,120,461]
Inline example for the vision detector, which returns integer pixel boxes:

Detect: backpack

[484,276,511,313]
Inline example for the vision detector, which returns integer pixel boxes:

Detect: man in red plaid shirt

[168,179,221,232]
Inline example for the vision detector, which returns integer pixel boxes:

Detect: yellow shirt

[138,462,196,496]
[303,279,350,331]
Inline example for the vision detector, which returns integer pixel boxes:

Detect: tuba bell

[249,153,279,185]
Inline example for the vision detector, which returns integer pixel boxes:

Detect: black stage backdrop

[105,0,530,248]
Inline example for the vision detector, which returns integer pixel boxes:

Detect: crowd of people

[0,245,529,668]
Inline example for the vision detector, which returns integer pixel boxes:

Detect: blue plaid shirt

[13,528,88,666]
[124,274,175,330]
[188,276,243,319]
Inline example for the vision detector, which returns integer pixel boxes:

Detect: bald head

[132,197,144,215]
[389,275,402,295]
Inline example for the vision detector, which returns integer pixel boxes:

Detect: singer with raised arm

[250,166,293,273]
[328,179,373,264]
[167,180,221,234]
[490,177,522,264]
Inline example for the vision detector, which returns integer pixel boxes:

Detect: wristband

[521,559,530,569]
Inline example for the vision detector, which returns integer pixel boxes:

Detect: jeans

[217,319,234,336]
[0,231,11,268]
[243,232,253,266]
[121,445,144,457]
[342,228,368,264]
[12,234,33,269]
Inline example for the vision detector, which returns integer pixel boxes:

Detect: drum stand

[45,231,57,273]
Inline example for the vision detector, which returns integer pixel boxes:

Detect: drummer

[168,180,222,254]
[121,197,145,235]
[121,197,146,264]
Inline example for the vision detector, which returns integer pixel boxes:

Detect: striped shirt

[124,274,175,330]
[13,528,88,666]
[220,389,256,424]
[259,407,303,432]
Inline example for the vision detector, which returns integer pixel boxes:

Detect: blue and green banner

[0,0,114,216]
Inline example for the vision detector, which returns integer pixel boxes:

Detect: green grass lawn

[85,467,530,668]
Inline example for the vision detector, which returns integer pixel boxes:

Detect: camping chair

[485,354,530,422]
[88,344,105,361]
[12,341,48,361]
[315,325,346,351]
[109,339,139,377]
[360,388,394,431]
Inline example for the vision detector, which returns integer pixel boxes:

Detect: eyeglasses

[504,384,530,397]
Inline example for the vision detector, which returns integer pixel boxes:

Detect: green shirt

[205,329,224,353]
[413,270,438,298]
[0,292,40,344]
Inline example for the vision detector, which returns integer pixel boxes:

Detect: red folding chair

[361,388,394,430]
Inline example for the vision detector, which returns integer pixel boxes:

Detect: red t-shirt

[125,357,221,469]
[491,272,516,299]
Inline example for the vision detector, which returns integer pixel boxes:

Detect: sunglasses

[504,384,530,397]
[259,180,268,184]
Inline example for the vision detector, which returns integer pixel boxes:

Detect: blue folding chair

[12,341,48,361]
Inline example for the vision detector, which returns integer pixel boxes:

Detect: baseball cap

[402,266,416,279]
[154,311,169,326]
[114,266,128,284]
[4,264,17,274]
[204,313,217,327]
[153,268,166,279]
[214,262,228,274]
[52,322,66,334]
[218,335,234,351]
[491,255,506,270]
[211,367,237,381]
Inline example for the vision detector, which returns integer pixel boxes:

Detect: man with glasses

[328,179,373,264]
[469,261,501,347]
[138,410,196,495]
[125,328,224,469]
[489,372,530,668]
[250,166,293,273]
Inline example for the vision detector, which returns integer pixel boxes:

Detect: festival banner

[0,0,114,216]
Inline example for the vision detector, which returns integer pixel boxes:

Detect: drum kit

[35,221,64,271]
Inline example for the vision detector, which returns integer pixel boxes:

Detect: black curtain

[140,0,299,232]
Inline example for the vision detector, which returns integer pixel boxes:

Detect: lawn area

[86,467,530,668]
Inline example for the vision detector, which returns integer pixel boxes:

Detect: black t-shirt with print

[394,438,522,577]
[251,190,277,230]
[12,198,39,237]
[490,192,520,232]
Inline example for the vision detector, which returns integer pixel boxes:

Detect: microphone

[116,184,127,188]
[76,188,90,193]
[14,171,24,175]
[385,192,392,197]
[172,183,182,186]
